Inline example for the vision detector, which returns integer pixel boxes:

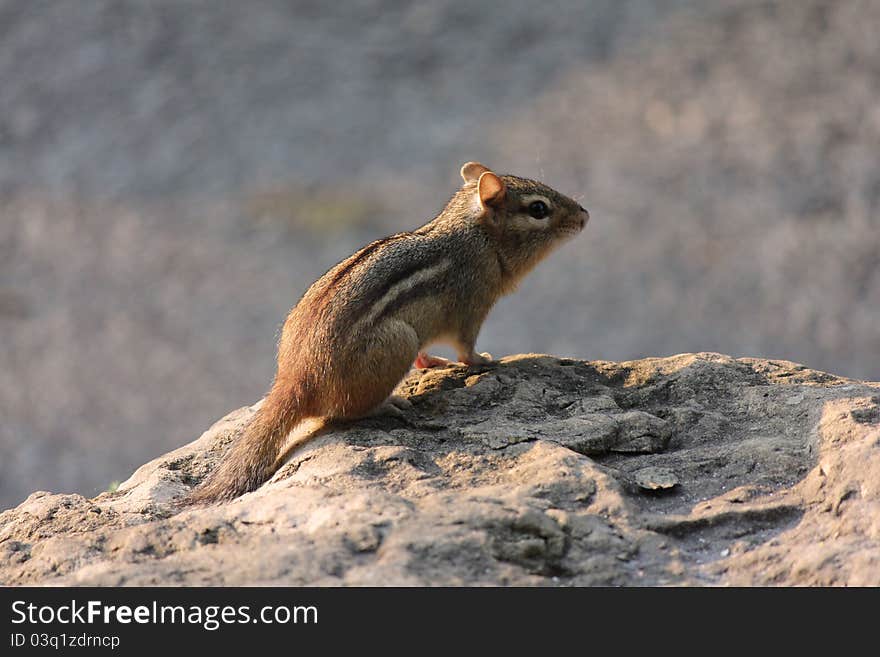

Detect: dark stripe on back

[351,249,448,319]
[307,232,413,318]
[323,232,409,291]
[373,277,441,325]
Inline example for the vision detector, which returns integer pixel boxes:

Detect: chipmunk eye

[527,200,549,219]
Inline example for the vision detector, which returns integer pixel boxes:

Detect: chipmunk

[186,162,589,503]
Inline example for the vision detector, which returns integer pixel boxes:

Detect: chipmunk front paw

[414,352,453,369]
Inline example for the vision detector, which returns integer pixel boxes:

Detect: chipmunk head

[458,161,589,282]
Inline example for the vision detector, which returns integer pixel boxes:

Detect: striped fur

[183,163,587,504]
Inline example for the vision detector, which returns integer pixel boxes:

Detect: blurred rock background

[1,0,877,509]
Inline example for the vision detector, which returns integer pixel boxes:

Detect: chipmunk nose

[578,205,589,227]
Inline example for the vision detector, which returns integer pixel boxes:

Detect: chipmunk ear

[477,171,506,209]
[473,171,506,228]
[460,161,491,184]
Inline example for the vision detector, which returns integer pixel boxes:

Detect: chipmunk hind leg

[329,319,420,419]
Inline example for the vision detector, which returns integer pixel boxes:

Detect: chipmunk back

[186,162,589,503]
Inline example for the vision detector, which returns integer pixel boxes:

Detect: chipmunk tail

[181,378,305,506]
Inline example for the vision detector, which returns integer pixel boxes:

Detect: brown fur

[184,162,588,504]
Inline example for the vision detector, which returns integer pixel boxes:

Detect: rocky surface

[4,0,880,511]
[2,353,878,586]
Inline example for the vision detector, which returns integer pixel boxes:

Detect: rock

[1,352,878,586]
[633,467,679,492]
